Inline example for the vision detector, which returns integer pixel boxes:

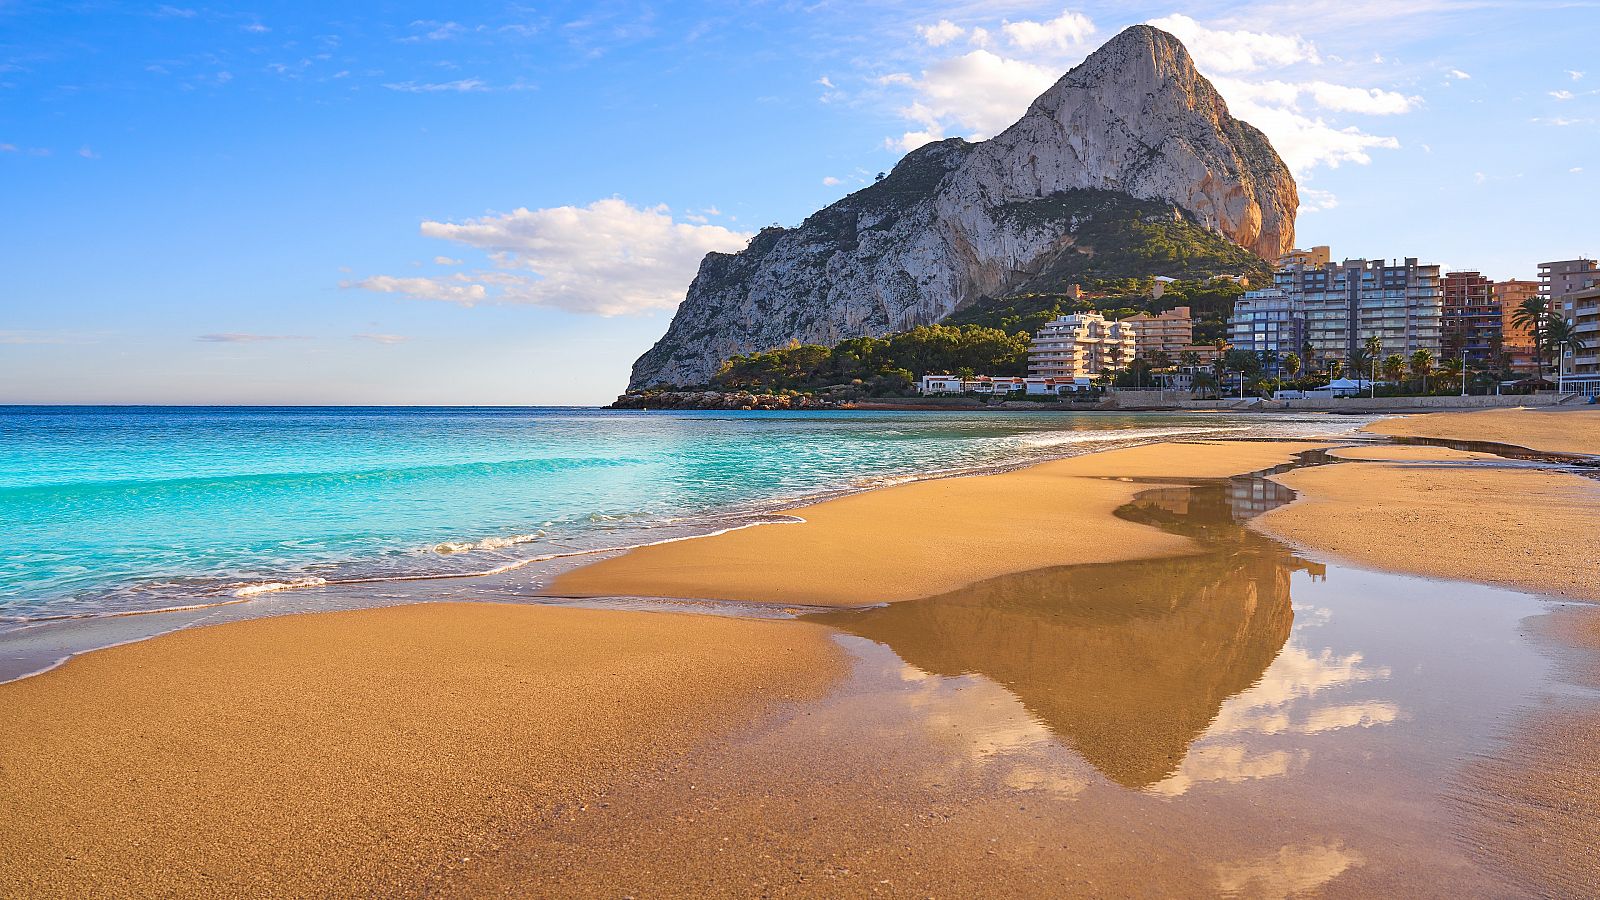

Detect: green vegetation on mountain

[945,277,1250,344]
[991,189,1270,294]
[709,324,1031,398]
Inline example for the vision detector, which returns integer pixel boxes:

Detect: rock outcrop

[631,24,1298,388]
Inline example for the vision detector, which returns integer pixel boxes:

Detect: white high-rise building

[1028,313,1137,378]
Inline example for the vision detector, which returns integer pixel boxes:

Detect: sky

[3,0,1597,405]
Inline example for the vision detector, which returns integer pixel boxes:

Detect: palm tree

[1301,340,1316,374]
[1512,297,1551,380]
[1179,350,1200,369]
[1282,352,1302,380]
[1547,318,1589,383]
[1408,349,1435,394]
[1440,355,1465,394]
[1382,354,1405,385]
[1191,370,1219,399]
[1327,359,1344,381]
[1363,335,1384,397]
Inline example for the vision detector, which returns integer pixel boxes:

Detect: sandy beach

[1367,404,1600,456]
[4,412,1600,896]
[549,440,1330,605]
[0,603,844,898]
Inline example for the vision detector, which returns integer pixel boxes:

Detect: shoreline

[0,412,1366,684]
[5,407,1600,895]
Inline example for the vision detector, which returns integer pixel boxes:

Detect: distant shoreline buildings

[917,250,1599,399]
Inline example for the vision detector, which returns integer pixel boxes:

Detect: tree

[1148,350,1173,370]
[1191,370,1219,400]
[1408,349,1435,394]
[1440,354,1465,393]
[1382,354,1405,385]
[1327,359,1344,381]
[1547,317,1589,381]
[1301,340,1316,373]
[1512,297,1551,380]
[1282,352,1302,380]
[1224,349,1261,398]
[1363,335,1385,397]
[1179,350,1200,369]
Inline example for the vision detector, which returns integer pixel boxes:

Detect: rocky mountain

[630,24,1298,389]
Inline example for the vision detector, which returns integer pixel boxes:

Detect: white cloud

[916,19,964,47]
[382,78,488,93]
[1569,70,1586,81]
[77,145,98,159]
[1299,187,1339,213]
[1147,14,1318,73]
[822,176,842,186]
[885,49,1057,151]
[816,75,835,89]
[968,26,991,48]
[196,333,309,343]
[1447,68,1471,80]
[243,22,269,34]
[433,255,462,265]
[1207,80,1402,172]
[354,333,409,344]
[1550,89,1576,101]
[348,199,751,316]
[1303,81,1419,115]
[1572,167,1585,174]
[1001,10,1095,53]
[345,275,488,305]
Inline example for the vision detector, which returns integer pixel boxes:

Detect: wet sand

[1254,440,1600,893]
[0,603,844,898]
[1366,405,1600,456]
[549,440,1330,605]
[5,432,1598,897]
[1254,444,1600,602]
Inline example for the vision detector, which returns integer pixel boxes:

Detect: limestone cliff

[631,24,1298,389]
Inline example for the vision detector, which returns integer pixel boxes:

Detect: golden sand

[1254,445,1600,602]
[0,603,844,899]
[1455,604,1600,894]
[1367,405,1600,456]
[549,440,1329,606]
[1251,438,1600,893]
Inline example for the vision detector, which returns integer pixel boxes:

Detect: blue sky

[3,0,1596,405]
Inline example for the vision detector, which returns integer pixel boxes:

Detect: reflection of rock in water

[810,478,1323,789]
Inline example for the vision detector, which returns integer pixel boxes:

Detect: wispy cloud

[347,198,750,316]
[381,78,492,93]
[354,333,409,344]
[196,333,310,343]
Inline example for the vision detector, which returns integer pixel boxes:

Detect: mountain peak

[627,27,1299,388]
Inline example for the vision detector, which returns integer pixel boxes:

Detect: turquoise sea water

[0,406,1366,625]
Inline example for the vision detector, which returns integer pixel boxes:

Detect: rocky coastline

[608,390,842,411]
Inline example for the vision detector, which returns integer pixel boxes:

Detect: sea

[0,406,1373,630]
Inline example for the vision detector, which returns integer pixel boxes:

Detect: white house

[918,375,965,394]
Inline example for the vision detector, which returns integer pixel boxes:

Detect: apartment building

[1227,289,1305,367]
[1440,271,1502,366]
[1278,246,1331,268]
[1271,257,1443,363]
[1124,306,1194,357]
[1563,285,1600,376]
[1028,312,1137,378]
[1539,258,1599,306]
[1494,279,1541,374]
